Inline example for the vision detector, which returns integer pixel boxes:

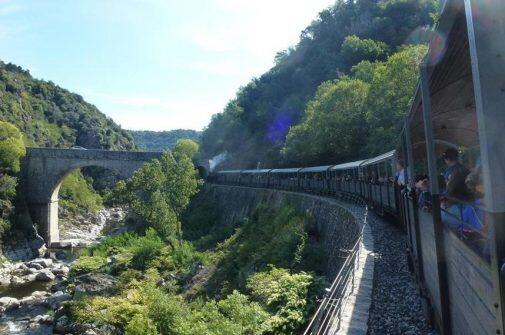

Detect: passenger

[441,148,465,183]
[414,175,430,209]
[462,166,485,233]
[395,160,406,187]
[440,165,471,229]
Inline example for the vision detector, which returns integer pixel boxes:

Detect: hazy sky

[0,0,335,131]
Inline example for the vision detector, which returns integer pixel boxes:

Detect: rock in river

[35,269,56,282]
[0,296,20,311]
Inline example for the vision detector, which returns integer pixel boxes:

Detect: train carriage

[360,150,397,214]
[298,166,332,194]
[269,168,301,191]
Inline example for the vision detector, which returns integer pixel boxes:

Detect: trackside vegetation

[67,164,328,334]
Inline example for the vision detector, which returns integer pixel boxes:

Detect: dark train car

[269,168,301,191]
[241,169,272,188]
[328,160,366,196]
[360,150,397,215]
[298,166,332,194]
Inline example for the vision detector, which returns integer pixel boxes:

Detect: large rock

[46,291,71,309]
[73,273,116,299]
[0,296,20,311]
[35,269,56,282]
[52,266,70,276]
[28,258,53,268]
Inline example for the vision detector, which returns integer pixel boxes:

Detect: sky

[0,0,335,131]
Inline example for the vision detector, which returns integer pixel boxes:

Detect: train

[211,0,505,334]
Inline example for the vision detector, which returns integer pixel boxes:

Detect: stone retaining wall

[205,184,362,278]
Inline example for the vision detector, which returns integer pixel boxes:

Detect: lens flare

[266,113,293,145]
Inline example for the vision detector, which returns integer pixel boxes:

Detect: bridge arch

[23,148,162,245]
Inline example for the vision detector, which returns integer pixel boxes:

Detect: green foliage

[108,151,200,241]
[0,121,25,173]
[199,0,437,168]
[71,255,107,275]
[130,129,201,152]
[0,61,135,150]
[59,170,103,213]
[205,205,326,296]
[247,267,323,334]
[282,45,427,165]
[174,139,199,161]
[0,174,17,201]
[129,229,165,271]
[340,35,388,69]
[125,314,158,335]
[363,44,428,155]
[70,271,269,335]
[282,78,370,165]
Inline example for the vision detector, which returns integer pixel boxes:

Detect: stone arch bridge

[22,148,162,245]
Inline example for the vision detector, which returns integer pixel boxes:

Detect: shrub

[247,266,324,334]
[130,229,165,271]
[125,314,158,335]
[71,255,107,275]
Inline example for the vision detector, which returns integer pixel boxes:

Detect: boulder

[54,315,71,334]
[10,275,26,285]
[52,266,70,276]
[0,275,11,286]
[27,262,44,270]
[46,291,70,309]
[73,273,116,299]
[29,258,53,268]
[32,314,54,324]
[0,296,20,311]
[35,269,55,282]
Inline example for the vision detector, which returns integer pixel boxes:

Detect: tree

[174,139,199,161]
[0,121,25,173]
[110,150,200,242]
[363,44,428,155]
[282,78,370,166]
[340,35,388,69]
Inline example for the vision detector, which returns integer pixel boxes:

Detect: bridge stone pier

[22,148,162,246]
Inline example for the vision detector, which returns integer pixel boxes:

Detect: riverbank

[0,206,127,335]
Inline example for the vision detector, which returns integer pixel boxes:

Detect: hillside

[200,0,437,168]
[130,129,201,152]
[0,61,135,150]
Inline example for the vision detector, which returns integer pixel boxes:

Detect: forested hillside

[130,129,201,152]
[200,0,437,168]
[0,61,135,150]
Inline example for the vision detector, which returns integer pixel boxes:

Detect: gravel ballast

[365,210,434,335]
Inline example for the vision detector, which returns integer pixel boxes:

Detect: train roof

[270,167,302,173]
[329,160,367,171]
[299,165,333,173]
[241,169,272,174]
[360,150,396,166]
[216,170,242,174]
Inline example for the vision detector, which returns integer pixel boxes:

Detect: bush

[125,314,158,335]
[71,255,107,275]
[0,120,25,173]
[130,229,165,271]
[247,266,325,334]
